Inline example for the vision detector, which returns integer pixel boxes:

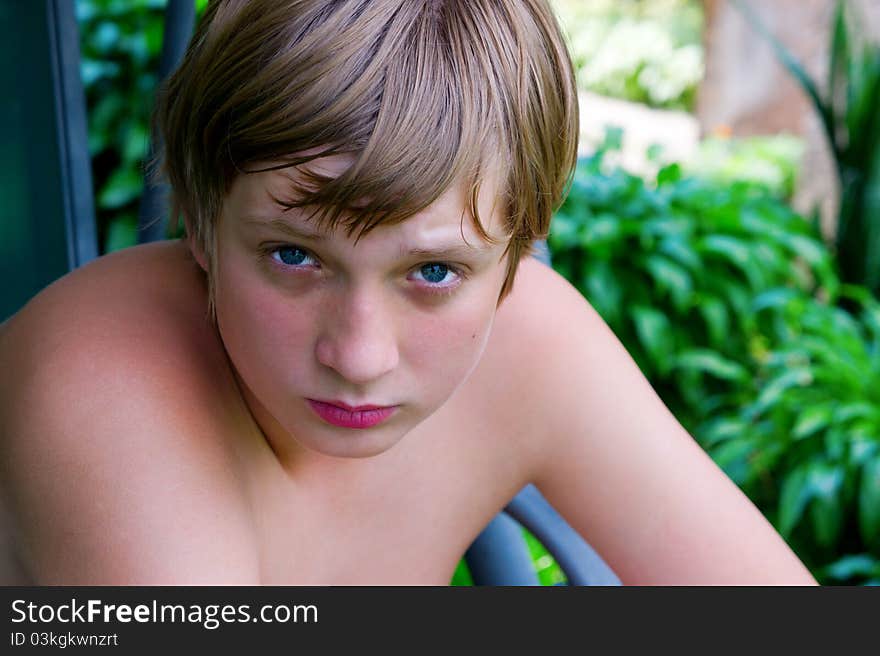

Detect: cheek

[399,267,506,392]
[401,299,496,384]
[214,264,316,390]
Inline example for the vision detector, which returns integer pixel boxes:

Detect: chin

[296,428,407,459]
[286,407,419,459]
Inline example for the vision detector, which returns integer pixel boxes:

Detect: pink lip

[307,399,398,429]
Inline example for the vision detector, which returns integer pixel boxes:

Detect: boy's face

[207,154,511,462]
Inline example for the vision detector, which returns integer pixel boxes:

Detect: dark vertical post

[0,0,97,320]
[48,0,99,269]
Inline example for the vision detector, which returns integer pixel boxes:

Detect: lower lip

[307,400,398,429]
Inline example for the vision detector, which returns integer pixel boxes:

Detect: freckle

[471,333,477,339]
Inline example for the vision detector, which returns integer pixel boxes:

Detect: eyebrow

[244,216,328,241]
[243,215,496,259]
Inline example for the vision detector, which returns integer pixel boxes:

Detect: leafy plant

[550,139,836,429]
[550,136,880,582]
[78,0,208,253]
[77,0,167,253]
[731,0,880,296]
[698,285,880,582]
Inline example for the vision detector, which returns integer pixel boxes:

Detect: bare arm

[0,278,259,585]
[520,266,817,585]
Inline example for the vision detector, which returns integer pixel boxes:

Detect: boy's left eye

[411,263,460,286]
[271,246,316,267]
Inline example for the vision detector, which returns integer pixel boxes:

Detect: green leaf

[822,554,878,581]
[696,296,730,348]
[824,426,850,461]
[583,260,624,327]
[630,305,675,375]
[711,439,754,486]
[803,462,844,548]
[658,236,702,272]
[833,401,880,424]
[643,255,693,312]
[752,287,799,313]
[657,163,682,186]
[858,456,880,546]
[600,125,624,153]
[850,436,878,467]
[522,529,566,585]
[672,349,749,383]
[548,210,581,250]
[643,216,691,240]
[745,368,814,420]
[810,494,844,549]
[778,465,812,537]
[98,167,143,210]
[828,0,849,134]
[792,405,833,440]
[700,235,751,268]
[580,213,623,250]
[698,235,765,290]
[807,462,844,498]
[450,559,473,586]
[787,234,829,269]
[698,417,748,448]
[122,122,150,165]
[104,214,138,253]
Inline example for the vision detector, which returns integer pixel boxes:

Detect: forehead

[225,152,509,245]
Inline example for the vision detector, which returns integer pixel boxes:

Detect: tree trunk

[698,0,878,239]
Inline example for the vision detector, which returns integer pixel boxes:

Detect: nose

[314,288,400,386]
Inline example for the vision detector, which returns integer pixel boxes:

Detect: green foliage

[704,285,880,580]
[522,529,567,585]
[732,0,880,297]
[687,134,805,201]
[550,0,704,110]
[77,0,167,253]
[77,0,208,253]
[450,530,567,586]
[551,142,837,428]
[549,138,880,583]
[449,559,474,586]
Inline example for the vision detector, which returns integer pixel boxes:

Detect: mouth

[306,399,399,429]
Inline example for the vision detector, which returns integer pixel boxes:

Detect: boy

[0,0,816,585]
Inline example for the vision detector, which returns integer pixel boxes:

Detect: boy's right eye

[270,246,317,268]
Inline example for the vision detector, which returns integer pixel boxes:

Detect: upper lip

[311,399,396,411]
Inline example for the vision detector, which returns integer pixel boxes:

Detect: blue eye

[420,263,450,284]
[272,246,315,267]
[412,263,463,289]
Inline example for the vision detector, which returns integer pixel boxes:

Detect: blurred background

[43,0,880,585]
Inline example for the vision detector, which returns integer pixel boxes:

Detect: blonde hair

[154,0,579,308]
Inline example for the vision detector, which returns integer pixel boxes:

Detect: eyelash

[261,244,468,295]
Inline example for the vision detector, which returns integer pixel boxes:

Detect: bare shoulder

[468,257,599,473]
[490,255,601,362]
[493,258,815,584]
[0,242,258,584]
